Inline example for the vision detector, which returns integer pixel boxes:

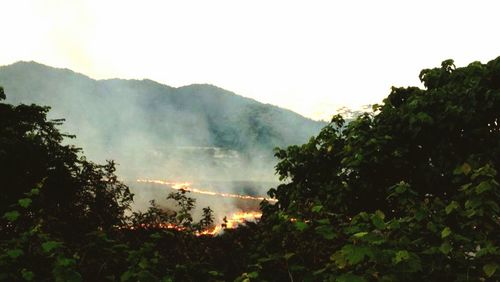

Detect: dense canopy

[0,57,499,281]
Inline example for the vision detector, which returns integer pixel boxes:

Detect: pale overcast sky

[1,0,499,120]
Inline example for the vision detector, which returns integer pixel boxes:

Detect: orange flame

[223,211,262,229]
[127,222,186,232]
[126,210,262,236]
[198,210,262,235]
[196,225,223,236]
[136,179,277,202]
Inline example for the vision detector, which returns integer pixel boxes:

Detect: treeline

[1,57,499,281]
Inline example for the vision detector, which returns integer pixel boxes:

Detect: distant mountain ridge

[0,61,326,181]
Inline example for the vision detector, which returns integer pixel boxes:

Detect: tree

[254,57,500,280]
[1,55,499,281]
[0,89,133,241]
[198,207,215,230]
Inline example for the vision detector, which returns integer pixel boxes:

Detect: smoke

[0,61,325,223]
[132,181,263,225]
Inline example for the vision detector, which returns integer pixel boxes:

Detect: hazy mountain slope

[0,61,326,181]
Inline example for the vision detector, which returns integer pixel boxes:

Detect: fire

[132,179,267,236]
[128,222,186,232]
[196,210,262,235]
[137,179,278,202]
[197,225,223,236]
[126,210,262,236]
[223,211,262,229]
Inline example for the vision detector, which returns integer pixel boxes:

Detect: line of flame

[136,179,277,202]
[125,210,262,236]
[198,211,262,235]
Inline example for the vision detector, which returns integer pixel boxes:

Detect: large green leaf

[483,263,498,277]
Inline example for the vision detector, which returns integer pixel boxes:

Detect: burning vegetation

[136,179,277,202]
[2,58,499,281]
[127,210,262,236]
[127,181,265,237]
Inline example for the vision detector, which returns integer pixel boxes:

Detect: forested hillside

[0,61,325,180]
[0,57,499,281]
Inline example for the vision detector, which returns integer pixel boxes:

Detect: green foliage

[1,56,500,281]
[198,206,215,231]
[0,97,133,240]
[252,56,500,281]
[17,198,32,208]
[294,220,308,231]
[484,263,498,277]
[0,181,82,282]
[167,189,196,228]
[3,211,20,222]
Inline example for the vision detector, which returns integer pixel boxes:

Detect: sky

[0,0,499,121]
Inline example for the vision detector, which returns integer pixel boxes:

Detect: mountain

[0,61,326,181]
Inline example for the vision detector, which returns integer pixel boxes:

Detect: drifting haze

[0,61,325,219]
[1,1,499,120]
[2,0,498,223]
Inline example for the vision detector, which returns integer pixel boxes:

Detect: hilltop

[0,61,325,181]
